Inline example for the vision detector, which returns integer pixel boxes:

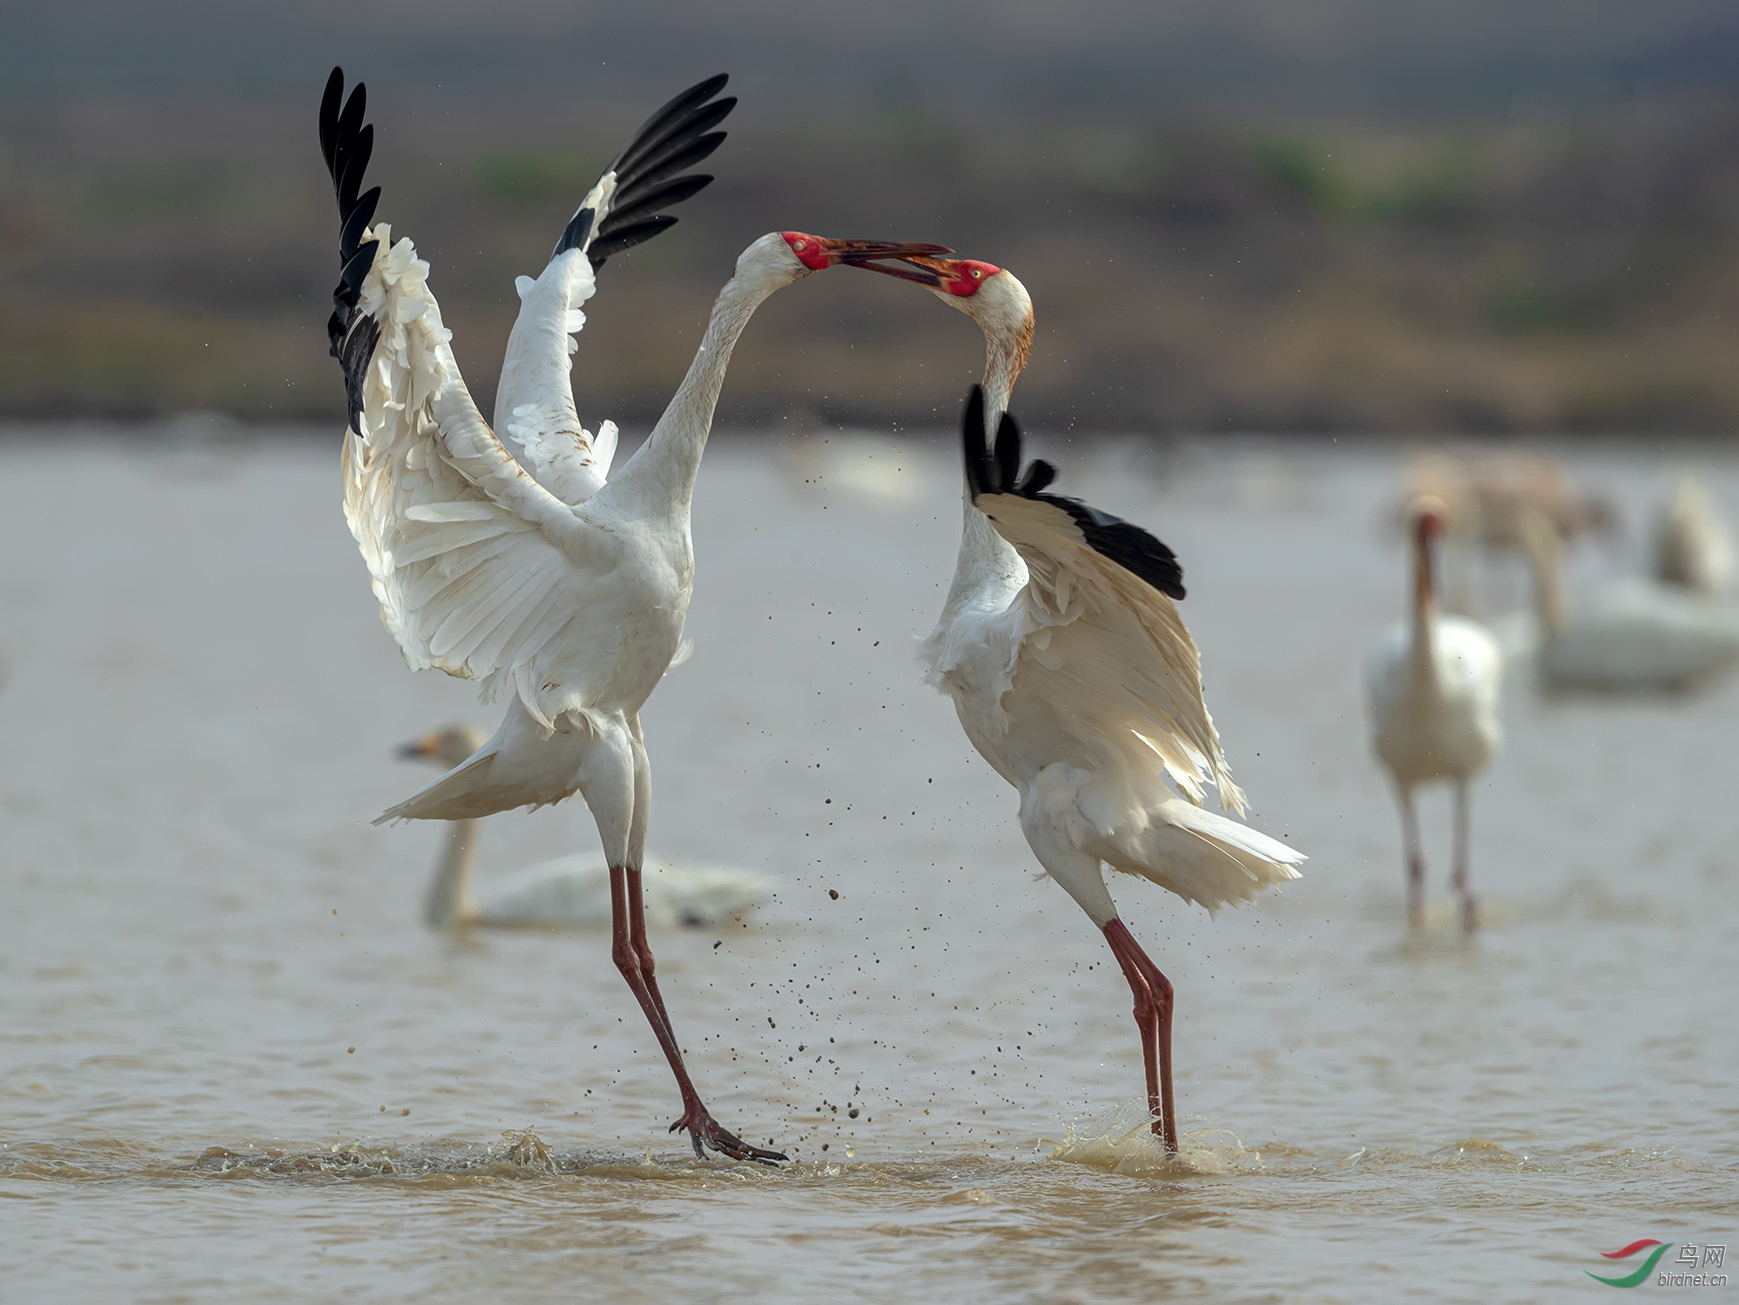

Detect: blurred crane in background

[1366,497,1503,933]
[397,723,773,931]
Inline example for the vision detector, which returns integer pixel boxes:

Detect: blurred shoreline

[2,98,1738,437]
[6,6,1739,437]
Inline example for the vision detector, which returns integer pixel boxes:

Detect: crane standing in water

[848,252,1304,1154]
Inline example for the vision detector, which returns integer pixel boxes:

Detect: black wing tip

[958,383,1188,600]
[960,385,991,497]
[1018,459,1057,496]
[958,384,1027,498]
[993,409,1021,496]
[587,215,678,270]
[585,75,735,271]
[321,67,382,424]
[1050,499,1188,600]
[614,74,733,168]
[553,206,595,258]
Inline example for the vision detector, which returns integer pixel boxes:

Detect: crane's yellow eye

[793,240,806,250]
[971,268,983,278]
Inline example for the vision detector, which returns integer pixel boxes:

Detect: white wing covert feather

[339,222,615,731]
[494,250,618,505]
[982,494,1247,815]
[944,386,1245,815]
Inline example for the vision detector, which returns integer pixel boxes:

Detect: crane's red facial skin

[1415,507,1446,541]
[932,259,1001,297]
[781,232,833,271]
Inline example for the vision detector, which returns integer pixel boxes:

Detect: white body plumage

[921,517,1303,926]
[910,269,1301,930]
[1366,615,1503,788]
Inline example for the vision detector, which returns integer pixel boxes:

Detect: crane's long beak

[816,238,952,283]
[840,251,952,286]
[814,238,952,263]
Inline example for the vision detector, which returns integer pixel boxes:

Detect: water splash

[185,1130,629,1181]
[1046,1101,1264,1177]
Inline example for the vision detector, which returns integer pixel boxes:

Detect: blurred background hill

[6,0,1739,433]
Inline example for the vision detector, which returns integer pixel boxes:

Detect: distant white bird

[320,67,943,1162]
[1365,497,1503,933]
[401,725,773,931]
[1653,472,1734,596]
[1520,505,1739,692]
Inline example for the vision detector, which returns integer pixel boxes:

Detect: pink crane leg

[608,866,785,1164]
[1102,917,1179,1155]
[1451,780,1478,934]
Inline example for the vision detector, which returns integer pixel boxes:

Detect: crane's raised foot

[669,1107,787,1165]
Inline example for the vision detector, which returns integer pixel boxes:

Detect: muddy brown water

[1,430,1735,1301]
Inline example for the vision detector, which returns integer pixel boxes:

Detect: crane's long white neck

[425,818,482,928]
[1520,510,1570,635]
[609,265,785,512]
[1408,530,1442,690]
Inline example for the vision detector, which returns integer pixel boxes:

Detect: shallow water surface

[1,431,1736,1301]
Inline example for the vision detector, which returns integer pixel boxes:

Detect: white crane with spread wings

[319,68,944,1164]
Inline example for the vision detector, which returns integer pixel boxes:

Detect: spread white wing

[321,70,617,730]
[959,390,1245,814]
[490,75,735,504]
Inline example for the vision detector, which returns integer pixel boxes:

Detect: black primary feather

[550,74,735,268]
[611,73,729,173]
[335,315,381,436]
[958,386,1187,600]
[961,385,993,498]
[586,215,678,265]
[338,186,380,263]
[319,67,384,436]
[556,207,595,258]
[604,173,714,230]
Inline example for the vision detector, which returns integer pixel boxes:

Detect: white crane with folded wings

[319,68,945,1163]
[845,254,1305,1157]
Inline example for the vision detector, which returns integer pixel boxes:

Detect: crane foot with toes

[670,1108,787,1165]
